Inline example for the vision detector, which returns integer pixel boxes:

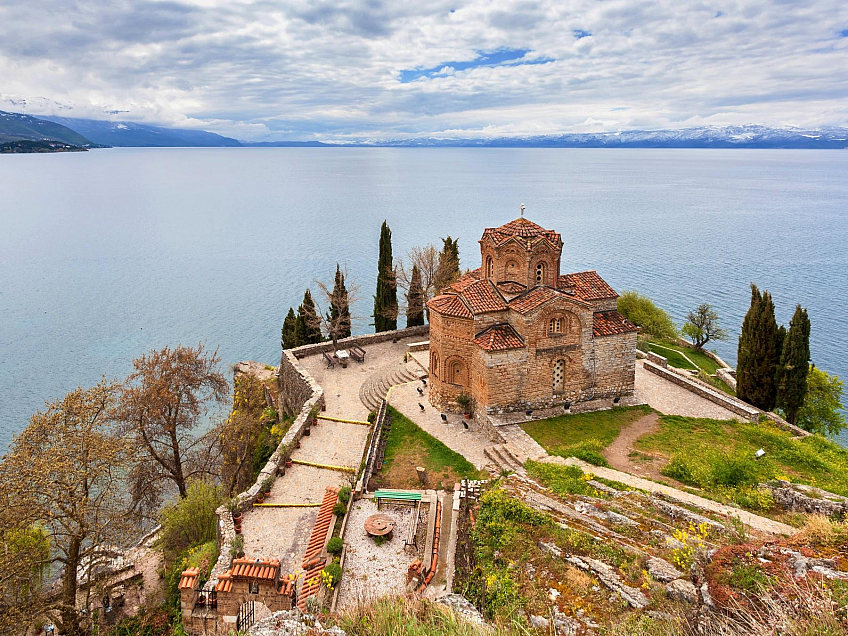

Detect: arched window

[448,358,467,386]
[536,262,545,285]
[553,359,565,393]
[430,351,440,378]
[549,317,562,334]
[505,260,518,279]
[485,256,494,278]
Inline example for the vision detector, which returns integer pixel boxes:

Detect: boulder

[435,593,486,625]
[666,579,698,604]
[647,556,684,583]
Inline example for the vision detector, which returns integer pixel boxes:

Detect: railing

[236,601,255,632]
[194,589,217,610]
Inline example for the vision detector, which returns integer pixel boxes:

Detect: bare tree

[314,264,361,350]
[0,381,136,636]
[396,244,441,320]
[116,344,228,512]
[683,303,728,350]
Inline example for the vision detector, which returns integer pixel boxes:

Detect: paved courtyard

[633,359,738,420]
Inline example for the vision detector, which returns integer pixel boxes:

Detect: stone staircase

[484,443,525,474]
[359,365,424,412]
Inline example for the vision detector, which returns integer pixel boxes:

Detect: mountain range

[1,109,846,150]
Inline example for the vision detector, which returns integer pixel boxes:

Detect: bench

[349,345,366,363]
[373,489,422,509]
[322,352,335,369]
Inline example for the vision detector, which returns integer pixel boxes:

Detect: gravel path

[335,500,422,610]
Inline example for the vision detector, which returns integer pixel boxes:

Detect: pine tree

[737,284,781,411]
[281,307,299,349]
[434,236,461,293]
[777,305,811,424]
[297,289,323,344]
[406,264,425,327]
[329,264,351,340]
[373,221,398,332]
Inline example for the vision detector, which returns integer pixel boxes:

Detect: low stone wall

[646,351,668,367]
[762,481,848,516]
[289,325,430,359]
[675,338,732,369]
[207,351,325,591]
[643,361,759,421]
[716,368,737,391]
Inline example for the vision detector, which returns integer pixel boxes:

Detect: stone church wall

[591,333,637,399]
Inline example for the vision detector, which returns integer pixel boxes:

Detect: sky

[0,0,847,141]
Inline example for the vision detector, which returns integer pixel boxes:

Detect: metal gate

[236,601,255,632]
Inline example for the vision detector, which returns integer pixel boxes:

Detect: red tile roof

[230,557,280,581]
[460,279,507,314]
[444,268,481,293]
[214,571,232,593]
[593,310,639,337]
[474,324,525,351]
[178,567,200,590]
[481,218,562,246]
[427,293,473,319]
[508,285,561,314]
[559,271,618,301]
[298,486,339,610]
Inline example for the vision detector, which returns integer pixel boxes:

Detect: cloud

[0,0,846,140]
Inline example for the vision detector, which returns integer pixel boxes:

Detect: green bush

[338,486,352,504]
[333,501,348,517]
[617,291,678,341]
[323,560,342,587]
[229,535,244,559]
[709,453,762,488]
[327,536,344,555]
[159,480,225,560]
[728,486,775,512]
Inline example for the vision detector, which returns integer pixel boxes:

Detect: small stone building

[427,217,637,420]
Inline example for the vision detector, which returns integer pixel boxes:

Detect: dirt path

[603,413,664,480]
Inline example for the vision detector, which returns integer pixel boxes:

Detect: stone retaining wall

[762,481,848,516]
[675,338,732,369]
[643,361,759,421]
[716,368,737,391]
[207,351,325,590]
[289,325,430,359]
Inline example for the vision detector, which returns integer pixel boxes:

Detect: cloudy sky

[1,0,846,141]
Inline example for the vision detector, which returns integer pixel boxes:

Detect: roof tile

[474,324,525,351]
[593,310,639,337]
[508,286,561,314]
[460,279,507,313]
[427,293,473,319]
[481,218,562,246]
[559,271,618,301]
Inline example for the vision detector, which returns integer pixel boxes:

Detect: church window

[536,262,545,285]
[486,256,494,278]
[549,317,562,334]
[431,351,440,378]
[448,358,467,386]
[553,359,565,393]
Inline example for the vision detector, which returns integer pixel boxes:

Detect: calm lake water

[1,147,846,448]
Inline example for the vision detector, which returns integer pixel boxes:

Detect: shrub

[729,486,775,512]
[338,485,352,505]
[322,560,342,589]
[159,480,225,560]
[709,454,761,488]
[327,536,344,555]
[229,535,244,559]
[617,291,678,341]
[333,501,348,517]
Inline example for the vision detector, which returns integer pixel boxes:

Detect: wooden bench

[349,345,366,362]
[323,352,336,369]
[373,489,422,509]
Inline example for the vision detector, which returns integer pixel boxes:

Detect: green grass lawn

[635,414,848,504]
[521,405,654,466]
[647,341,722,375]
[376,406,485,490]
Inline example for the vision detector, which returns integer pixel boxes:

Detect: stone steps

[484,444,524,474]
[359,366,422,413]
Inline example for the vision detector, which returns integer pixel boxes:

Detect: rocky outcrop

[435,593,486,625]
[762,481,848,516]
[248,610,346,635]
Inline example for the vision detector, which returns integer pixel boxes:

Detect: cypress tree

[373,221,398,332]
[297,289,323,344]
[281,307,299,349]
[434,236,461,293]
[330,264,351,340]
[737,284,781,411]
[777,305,811,424]
[406,264,425,327]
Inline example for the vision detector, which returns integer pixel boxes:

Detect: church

[426,214,638,422]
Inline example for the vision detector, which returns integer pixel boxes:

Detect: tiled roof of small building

[474,324,525,351]
[593,310,639,337]
[427,293,473,319]
[230,557,280,580]
[460,279,507,314]
[508,285,562,314]
[559,271,618,301]
[481,217,562,246]
[214,571,233,593]
[178,567,200,590]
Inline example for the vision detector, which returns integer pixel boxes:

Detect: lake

[1,147,846,448]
